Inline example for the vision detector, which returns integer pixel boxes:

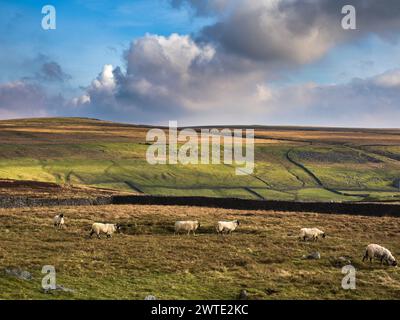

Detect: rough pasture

[0,204,399,300]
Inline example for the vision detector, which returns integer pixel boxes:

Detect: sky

[1,0,400,127]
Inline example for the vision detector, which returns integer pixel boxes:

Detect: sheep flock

[52,214,397,268]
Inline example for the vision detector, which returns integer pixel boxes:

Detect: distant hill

[0,117,399,202]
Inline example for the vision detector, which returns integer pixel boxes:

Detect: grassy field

[0,117,399,202]
[1,118,400,300]
[1,204,400,300]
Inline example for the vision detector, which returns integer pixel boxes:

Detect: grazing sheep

[299,228,326,241]
[216,220,240,235]
[89,223,121,239]
[53,213,65,229]
[174,220,200,235]
[363,244,397,266]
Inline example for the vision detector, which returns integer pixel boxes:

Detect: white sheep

[174,220,200,235]
[89,223,121,239]
[363,244,397,266]
[53,213,65,229]
[299,228,326,241]
[216,220,240,235]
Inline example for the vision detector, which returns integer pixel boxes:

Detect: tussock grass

[1,204,400,299]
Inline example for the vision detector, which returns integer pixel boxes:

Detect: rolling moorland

[0,117,399,202]
[1,117,400,300]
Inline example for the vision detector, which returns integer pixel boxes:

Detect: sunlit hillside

[0,117,399,202]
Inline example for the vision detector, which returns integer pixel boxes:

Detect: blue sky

[1,0,400,127]
[0,0,211,84]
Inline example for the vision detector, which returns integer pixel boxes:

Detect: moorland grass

[1,204,400,299]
